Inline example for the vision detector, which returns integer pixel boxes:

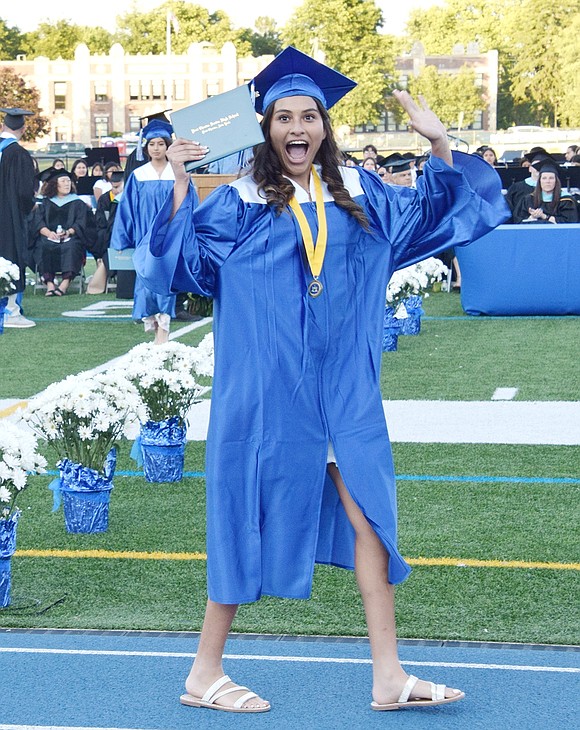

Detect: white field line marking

[492,387,519,400]
[0,647,577,673]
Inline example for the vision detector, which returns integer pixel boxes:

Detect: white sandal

[371,674,465,711]
[180,674,270,713]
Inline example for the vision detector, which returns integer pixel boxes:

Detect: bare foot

[184,671,270,711]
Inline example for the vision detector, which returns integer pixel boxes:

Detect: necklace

[288,167,328,297]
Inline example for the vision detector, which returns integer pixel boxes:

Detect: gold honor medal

[288,167,328,297]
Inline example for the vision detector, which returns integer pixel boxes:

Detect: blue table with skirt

[457,224,580,316]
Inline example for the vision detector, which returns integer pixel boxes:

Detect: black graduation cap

[138,109,172,126]
[0,107,34,130]
[44,168,74,183]
[534,159,562,178]
[523,146,548,163]
[531,154,558,172]
[108,170,124,183]
[251,47,356,115]
[36,167,56,184]
[382,153,412,172]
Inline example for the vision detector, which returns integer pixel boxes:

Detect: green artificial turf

[1,286,579,645]
[1,441,578,645]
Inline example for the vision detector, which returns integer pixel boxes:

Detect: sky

[3,1,443,36]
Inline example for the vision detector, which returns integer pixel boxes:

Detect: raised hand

[392,90,452,166]
[167,139,209,182]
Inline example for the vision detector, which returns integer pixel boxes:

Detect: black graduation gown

[31,197,96,276]
[95,191,120,259]
[0,139,36,291]
[512,193,579,224]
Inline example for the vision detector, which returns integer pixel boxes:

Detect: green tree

[557,14,580,127]
[404,0,580,128]
[114,1,251,56]
[0,17,25,60]
[79,26,115,55]
[503,0,580,127]
[282,0,397,127]
[0,67,50,141]
[241,16,282,57]
[22,20,82,59]
[407,65,484,128]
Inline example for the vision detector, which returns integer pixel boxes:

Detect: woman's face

[147,137,169,161]
[362,157,377,171]
[57,175,72,196]
[92,164,104,176]
[53,159,65,170]
[269,96,326,183]
[74,161,87,177]
[483,149,496,165]
[540,172,557,193]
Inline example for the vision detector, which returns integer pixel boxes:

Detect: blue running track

[0,631,578,729]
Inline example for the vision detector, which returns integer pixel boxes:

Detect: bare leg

[183,599,270,710]
[327,463,463,705]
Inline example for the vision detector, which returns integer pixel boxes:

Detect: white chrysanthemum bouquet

[113,337,213,425]
[386,257,449,315]
[0,257,20,298]
[0,422,47,520]
[23,371,146,472]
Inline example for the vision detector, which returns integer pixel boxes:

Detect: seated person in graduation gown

[30,169,96,295]
[512,159,579,224]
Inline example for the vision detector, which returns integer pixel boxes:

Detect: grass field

[1,287,579,645]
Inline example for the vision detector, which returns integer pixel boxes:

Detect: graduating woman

[111,120,193,343]
[30,168,96,295]
[137,48,509,714]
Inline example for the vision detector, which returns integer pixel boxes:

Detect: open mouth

[286,140,309,163]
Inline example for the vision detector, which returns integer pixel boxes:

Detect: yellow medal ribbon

[288,166,328,297]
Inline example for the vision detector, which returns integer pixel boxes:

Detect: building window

[151,79,163,100]
[94,82,108,102]
[129,81,140,101]
[54,82,67,111]
[95,115,109,138]
[140,82,151,101]
[467,110,484,130]
[206,81,220,97]
[174,79,186,101]
[129,115,141,133]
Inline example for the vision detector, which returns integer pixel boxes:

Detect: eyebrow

[275,107,319,114]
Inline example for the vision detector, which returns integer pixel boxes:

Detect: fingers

[168,138,209,164]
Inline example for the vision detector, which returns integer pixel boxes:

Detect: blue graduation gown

[135,152,510,604]
[111,162,198,319]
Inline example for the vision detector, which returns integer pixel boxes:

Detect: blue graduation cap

[251,47,356,115]
[142,119,173,140]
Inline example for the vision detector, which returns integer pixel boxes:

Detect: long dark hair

[251,99,369,229]
[533,172,561,211]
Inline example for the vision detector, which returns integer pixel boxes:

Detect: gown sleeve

[133,183,247,298]
[358,150,510,270]
[554,197,579,223]
[110,174,137,250]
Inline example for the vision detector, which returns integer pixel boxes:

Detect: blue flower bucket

[382,306,402,352]
[50,449,116,534]
[401,295,424,336]
[0,512,20,608]
[0,296,8,335]
[132,417,186,483]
